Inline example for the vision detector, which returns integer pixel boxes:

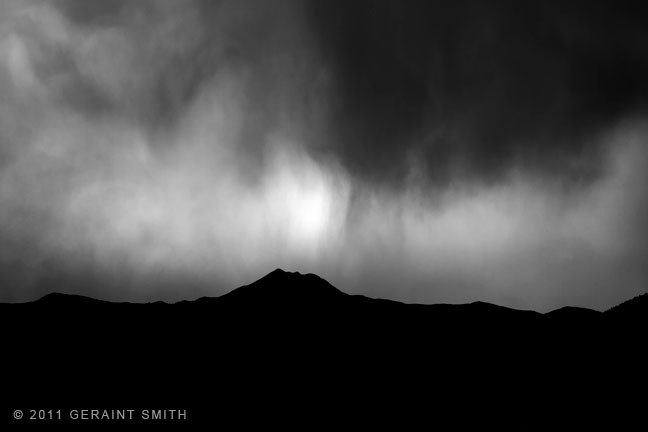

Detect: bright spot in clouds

[264,145,348,255]
[1,0,647,312]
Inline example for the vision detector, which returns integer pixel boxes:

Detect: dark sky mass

[310,0,648,185]
[1,0,647,311]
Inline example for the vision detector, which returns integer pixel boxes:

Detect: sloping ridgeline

[1,269,645,428]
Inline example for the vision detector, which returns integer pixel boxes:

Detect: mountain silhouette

[604,293,648,321]
[1,269,645,428]
[219,268,348,306]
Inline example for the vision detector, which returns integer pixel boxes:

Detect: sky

[1,0,647,311]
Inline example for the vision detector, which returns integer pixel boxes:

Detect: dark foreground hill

[1,269,646,428]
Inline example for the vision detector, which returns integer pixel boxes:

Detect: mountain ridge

[2,268,645,428]
[10,268,645,317]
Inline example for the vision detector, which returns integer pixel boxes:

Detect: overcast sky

[1,0,647,311]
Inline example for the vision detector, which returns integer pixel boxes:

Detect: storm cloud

[0,0,647,311]
[309,0,648,186]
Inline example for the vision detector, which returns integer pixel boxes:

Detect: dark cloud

[1,0,647,311]
[54,0,128,25]
[306,0,648,186]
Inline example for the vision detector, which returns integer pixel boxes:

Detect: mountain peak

[221,268,346,306]
[268,268,288,276]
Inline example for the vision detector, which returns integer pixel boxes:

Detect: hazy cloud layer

[1,0,647,311]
